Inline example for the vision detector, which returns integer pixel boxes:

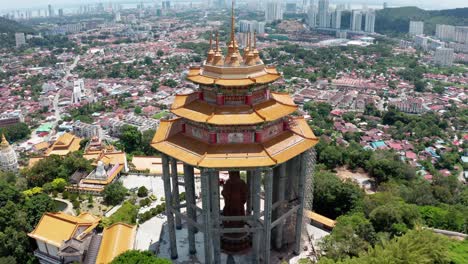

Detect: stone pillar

[294,150,311,255]
[246,170,253,215]
[251,169,261,263]
[274,163,287,250]
[263,168,273,264]
[162,154,178,259]
[171,158,182,229]
[201,169,213,263]
[183,164,196,254]
[210,171,221,264]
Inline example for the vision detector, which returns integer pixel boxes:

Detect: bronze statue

[221,171,248,228]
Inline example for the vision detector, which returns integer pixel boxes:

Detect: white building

[331,9,341,29]
[71,79,84,104]
[0,134,18,172]
[364,11,375,33]
[72,120,103,139]
[318,0,329,28]
[115,12,121,22]
[307,6,317,28]
[455,26,468,44]
[409,21,424,36]
[15,32,26,48]
[435,24,455,41]
[351,10,362,32]
[265,2,283,22]
[433,48,454,67]
[239,20,265,34]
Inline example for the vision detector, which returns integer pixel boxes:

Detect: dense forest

[376,7,468,35]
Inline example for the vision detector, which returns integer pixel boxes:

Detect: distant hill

[375,7,468,35]
[0,17,34,34]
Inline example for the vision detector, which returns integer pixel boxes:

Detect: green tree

[369,201,420,236]
[318,145,343,170]
[137,186,148,197]
[313,171,364,219]
[134,106,142,115]
[51,178,67,192]
[151,81,160,93]
[111,250,171,264]
[119,125,142,153]
[103,181,127,205]
[318,229,451,264]
[157,50,164,57]
[320,213,377,260]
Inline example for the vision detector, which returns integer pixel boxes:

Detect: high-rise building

[239,20,265,34]
[409,21,424,36]
[433,47,454,66]
[455,26,468,44]
[351,10,362,32]
[15,32,26,48]
[48,4,54,17]
[115,12,121,22]
[331,9,341,29]
[58,9,63,17]
[265,2,283,22]
[307,6,317,28]
[72,79,84,104]
[364,11,375,33]
[383,2,388,8]
[318,0,329,28]
[151,4,318,263]
[435,24,455,41]
[0,134,19,172]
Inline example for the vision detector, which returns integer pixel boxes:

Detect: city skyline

[0,0,467,11]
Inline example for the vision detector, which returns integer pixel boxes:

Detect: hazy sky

[0,0,466,10]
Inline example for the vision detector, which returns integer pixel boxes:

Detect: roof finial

[216,31,219,52]
[209,32,213,50]
[0,134,9,148]
[230,0,235,43]
[253,30,257,49]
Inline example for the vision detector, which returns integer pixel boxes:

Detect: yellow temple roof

[95,223,136,264]
[45,133,82,156]
[171,92,297,125]
[28,212,100,247]
[151,117,318,168]
[186,67,280,87]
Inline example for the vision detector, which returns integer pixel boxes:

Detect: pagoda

[151,3,318,263]
[0,134,19,172]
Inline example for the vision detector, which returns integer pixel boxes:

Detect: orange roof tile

[95,223,136,264]
[171,94,297,125]
[28,212,100,247]
[151,118,318,168]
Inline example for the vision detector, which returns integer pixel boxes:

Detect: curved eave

[171,93,298,125]
[151,118,318,168]
[186,73,281,87]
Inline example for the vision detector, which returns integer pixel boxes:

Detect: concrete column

[274,163,287,250]
[201,169,213,263]
[263,168,273,264]
[246,170,253,215]
[171,158,182,229]
[294,150,310,255]
[183,164,196,254]
[162,154,178,259]
[210,171,221,264]
[252,169,261,263]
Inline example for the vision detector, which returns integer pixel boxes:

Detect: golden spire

[230,0,235,46]
[206,32,215,64]
[245,32,256,66]
[0,134,9,149]
[243,32,251,60]
[252,30,261,63]
[213,31,224,66]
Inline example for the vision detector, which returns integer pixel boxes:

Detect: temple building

[28,212,135,264]
[44,132,82,156]
[0,134,19,172]
[150,3,318,263]
[67,137,128,194]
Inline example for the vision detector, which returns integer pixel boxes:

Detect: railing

[33,250,62,264]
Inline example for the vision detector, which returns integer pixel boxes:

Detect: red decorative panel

[185,124,210,143]
[252,89,266,104]
[261,122,283,141]
[217,131,254,143]
[224,95,245,105]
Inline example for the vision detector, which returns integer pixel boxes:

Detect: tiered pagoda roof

[151,3,318,168]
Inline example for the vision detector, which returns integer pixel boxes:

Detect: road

[53,55,80,122]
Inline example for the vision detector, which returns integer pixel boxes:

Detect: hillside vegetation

[376,7,468,35]
[0,17,34,33]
